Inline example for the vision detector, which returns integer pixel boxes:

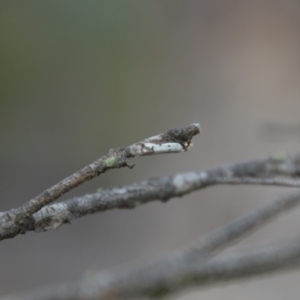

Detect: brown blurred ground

[1,1,300,299]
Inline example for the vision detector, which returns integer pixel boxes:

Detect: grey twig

[3,125,300,299]
[93,241,300,300]
[0,123,200,239]
[1,152,300,240]
[18,155,300,232]
[25,176,300,235]
[3,193,300,300]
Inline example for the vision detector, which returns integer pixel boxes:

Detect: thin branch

[3,193,300,300]
[0,123,200,238]
[182,192,300,259]
[5,243,300,300]
[208,176,300,187]
[91,242,300,300]
[1,152,300,240]
[27,177,300,235]
[3,129,300,299]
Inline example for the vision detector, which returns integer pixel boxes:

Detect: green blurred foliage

[0,1,171,159]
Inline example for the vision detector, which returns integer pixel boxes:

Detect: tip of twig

[165,123,201,149]
[129,123,201,156]
[193,123,201,133]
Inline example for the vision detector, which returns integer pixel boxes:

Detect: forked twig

[2,151,300,239]
[3,193,300,300]
[2,124,300,300]
[0,124,200,240]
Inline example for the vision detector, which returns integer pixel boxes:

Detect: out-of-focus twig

[3,192,300,300]
[94,241,300,300]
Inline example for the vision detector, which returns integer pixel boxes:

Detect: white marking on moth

[142,143,183,154]
[129,143,184,156]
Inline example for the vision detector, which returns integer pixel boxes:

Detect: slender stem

[0,124,200,238]
[3,193,300,300]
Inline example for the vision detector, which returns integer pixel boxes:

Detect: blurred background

[1,1,300,299]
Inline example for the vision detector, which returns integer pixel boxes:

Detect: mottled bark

[0,123,200,240]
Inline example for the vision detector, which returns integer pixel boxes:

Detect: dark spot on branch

[161,124,200,150]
